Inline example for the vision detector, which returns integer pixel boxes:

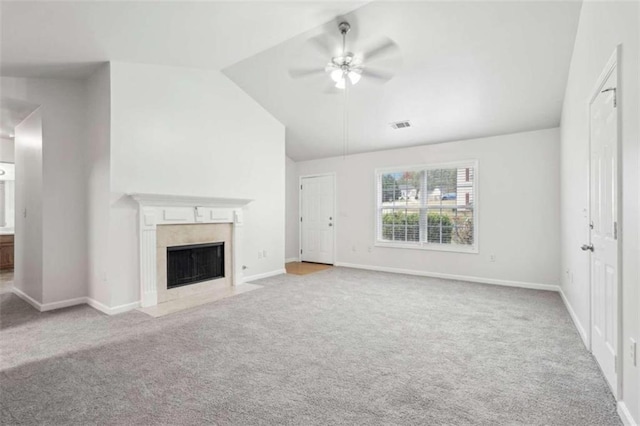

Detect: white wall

[1,77,89,304]
[291,128,561,288]
[13,109,43,302]
[285,156,299,261]
[560,1,639,421]
[86,64,111,307]
[107,62,285,307]
[39,79,88,304]
[0,137,15,163]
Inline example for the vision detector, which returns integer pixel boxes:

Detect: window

[376,161,477,252]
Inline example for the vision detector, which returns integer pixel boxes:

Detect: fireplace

[130,193,252,308]
[167,242,225,289]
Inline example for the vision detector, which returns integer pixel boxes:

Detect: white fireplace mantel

[129,193,253,307]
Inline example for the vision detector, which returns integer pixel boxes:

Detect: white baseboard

[285,257,299,263]
[85,297,110,314]
[11,286,44,311]
[11,287,139,316]
[618,401,637,426]
[41,296,87,312]
[86,297,140,315]
[12,287,86,312]
[559,288,589,348]
[110,301,140,315]
[243,268,286,282]
[334,262,560,292]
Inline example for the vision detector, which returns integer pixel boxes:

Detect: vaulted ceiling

[224,1,582,160]
[1,1,582,161]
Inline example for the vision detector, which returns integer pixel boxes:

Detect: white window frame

[374,160,479,254]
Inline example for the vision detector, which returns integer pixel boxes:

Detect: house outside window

[375,161,477,253]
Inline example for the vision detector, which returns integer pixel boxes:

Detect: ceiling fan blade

[362,37,400,64]
[308,34,335,58]
[361,68,395,83]
[288,67,326,79]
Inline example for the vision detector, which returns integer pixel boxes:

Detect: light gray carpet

[0,267,620,425]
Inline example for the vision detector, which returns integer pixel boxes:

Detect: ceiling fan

[289,19,401,91]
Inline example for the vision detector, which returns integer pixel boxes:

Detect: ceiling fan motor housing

[338,21,351,35]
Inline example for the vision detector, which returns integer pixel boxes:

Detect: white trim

[334,262,559,292]
[299,172,337,265]
[12,287,86,312]
[11,287,44,311]
[129,193,252,208]
[285,257,299,263]
[86,298,140,315]
[559,288,589,348]
[618,402,637,426]
[374,240,478,254]
[40,296,87,312]
[374,160,479,254]
[9,288,140,315]
[243,268,286,282]
[375,160,479,174]
[588,47,619,105]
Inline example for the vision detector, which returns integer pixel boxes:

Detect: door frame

[298,172,337,264]
[587,45,623,398]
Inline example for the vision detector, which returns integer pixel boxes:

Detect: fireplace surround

[129,193,252,308]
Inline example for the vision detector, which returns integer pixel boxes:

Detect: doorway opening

[0,97,42,299]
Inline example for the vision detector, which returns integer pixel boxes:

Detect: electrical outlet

[489,254,496,262]
[367,246,372,253]
[263,250,267,258]
[630,339,637,367]
[352,245,356,252]
[258,251,262,259]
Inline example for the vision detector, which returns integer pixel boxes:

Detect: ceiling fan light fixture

[330,69,344,83]
[347,71,361,85]
[335,78,346,89]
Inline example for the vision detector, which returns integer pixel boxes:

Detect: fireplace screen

[167,242,224,289]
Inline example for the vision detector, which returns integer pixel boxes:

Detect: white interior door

[588,67,618,396]
[301,175,335,264]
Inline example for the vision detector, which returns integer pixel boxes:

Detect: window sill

[374,241,478,254]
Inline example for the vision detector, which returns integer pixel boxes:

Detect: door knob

[581,244,594,252]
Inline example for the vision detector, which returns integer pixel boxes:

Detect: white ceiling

[0,1,365,78]
[224,1,582,161]
[0,1,581,161]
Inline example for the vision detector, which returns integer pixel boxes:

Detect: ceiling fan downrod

[338,21,350,58]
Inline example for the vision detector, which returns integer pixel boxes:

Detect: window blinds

[375,163,476,250]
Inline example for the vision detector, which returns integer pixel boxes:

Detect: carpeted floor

[0,267,620,425]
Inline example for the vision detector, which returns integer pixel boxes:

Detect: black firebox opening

[167,242,224,289]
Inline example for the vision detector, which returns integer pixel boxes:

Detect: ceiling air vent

[390,120,411,129]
